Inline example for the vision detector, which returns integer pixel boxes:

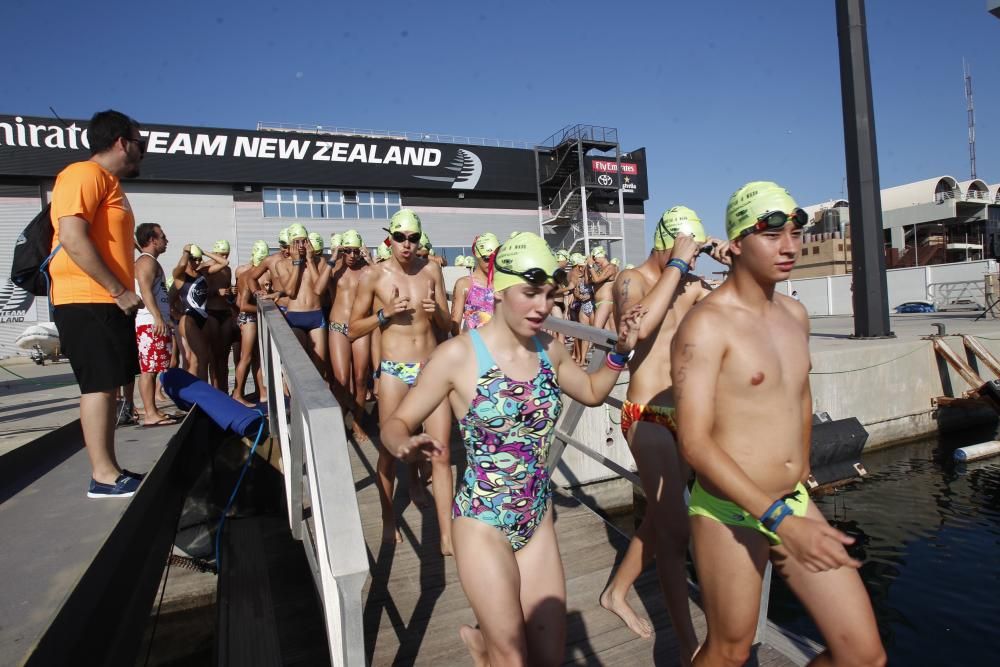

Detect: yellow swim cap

[625,263,635,269]
[329,233,343,249]
[287,223,308,240]
[189,244,203,260]
[213,239,231,254]
[473,233,499,259]
[611,257,620,266]
[654,206,706,250]
[725,181,800,241]
[278,228,290,246]
[341,229,362,248]
[251,240,269,266]
[492,232,560,292]
[555,249,570,261]
[308,232,324,253]
[570,252,587,267]
[591,246,607,259]
[376,242,392,261]
[389,208,422,234]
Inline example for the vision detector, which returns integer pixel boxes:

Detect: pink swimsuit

[462,279,494,331]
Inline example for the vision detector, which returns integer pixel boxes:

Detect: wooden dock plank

[349,432,797,666]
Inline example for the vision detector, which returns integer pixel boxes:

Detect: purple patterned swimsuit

[453,329,562,551]
[461,278,494,331]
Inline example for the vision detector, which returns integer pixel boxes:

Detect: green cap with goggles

[278,228,290,246]
[725,181,807,241]
[492,232,566,292]
[388,209,422,234]
[654,206,707,250]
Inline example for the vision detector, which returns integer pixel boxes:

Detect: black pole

[836,0,894,338]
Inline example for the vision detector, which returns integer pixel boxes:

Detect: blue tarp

[160,368,265,438]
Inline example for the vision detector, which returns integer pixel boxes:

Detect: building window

[263,187,401,219]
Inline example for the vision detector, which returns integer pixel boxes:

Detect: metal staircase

[534,124,628,258]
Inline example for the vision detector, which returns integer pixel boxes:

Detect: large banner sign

[584,147,649,200]
[0,114,541,194]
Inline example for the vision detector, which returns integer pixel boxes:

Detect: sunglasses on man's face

[124,136,146,156]
[738,208,808,239]
[391,232,421,244]
[495,264,569,287]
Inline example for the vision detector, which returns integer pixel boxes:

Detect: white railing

[257,300,368,666]
[928,280,986,311]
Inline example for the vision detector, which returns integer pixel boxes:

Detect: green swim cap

[329,233,343,249]
[341,229,362,248]
[308,232,324,253]
[278,228,290,246]
[624,263,635,269]
[591,246,606,259]
[454,254,466,267]
[376,241,392,261]
[570,252,587,267]
[189,244,203,260]
[419,232,431,249]
[287,223,308,240]
[725,181,799,241]
[555,249,570,262]
[473,233,499,259]
[389,208,422,234]
[251,240,269,266]
[213,239,231,254]
[654,206,706,250]
[611,258,620,266]
[493,232,560,293]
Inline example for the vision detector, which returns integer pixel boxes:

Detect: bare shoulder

[776,292,809,332]
[422,259,444,279]
[675,295,729,343]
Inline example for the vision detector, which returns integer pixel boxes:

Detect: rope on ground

[808,344,927,375]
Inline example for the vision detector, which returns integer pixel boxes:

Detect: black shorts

[53,303,140,393]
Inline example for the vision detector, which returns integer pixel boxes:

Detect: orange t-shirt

[49,161,135,305]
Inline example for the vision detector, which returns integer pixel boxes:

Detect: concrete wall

[778,259,998,316]
[553,335,1000,488]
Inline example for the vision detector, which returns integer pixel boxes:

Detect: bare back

[621,266,710,406]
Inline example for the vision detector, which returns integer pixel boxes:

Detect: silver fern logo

[0,280,33,315]
[413,148,482,190]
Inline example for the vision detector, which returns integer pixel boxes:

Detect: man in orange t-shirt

[50,109,146,499]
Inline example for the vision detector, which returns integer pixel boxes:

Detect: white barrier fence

[257,300,369,666]
[779,259,998,316]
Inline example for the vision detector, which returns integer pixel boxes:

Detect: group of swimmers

[367,184,884,667]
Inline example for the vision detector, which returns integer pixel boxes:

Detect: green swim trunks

[688,480,809,545]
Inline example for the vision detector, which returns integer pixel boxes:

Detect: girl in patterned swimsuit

[381,232,646,667]
[449,232,499,335]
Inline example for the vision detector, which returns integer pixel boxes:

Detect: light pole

[836,0,894,338]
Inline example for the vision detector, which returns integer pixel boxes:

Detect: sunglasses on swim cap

[495,264,569,287]
[737,209,808,239]
[391,232,421,244]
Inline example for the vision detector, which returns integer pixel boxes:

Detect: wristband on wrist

[376,308,388,327]
[110,286,126,298]
[666,258,690,274]
[605,356,626,372]
[607,349,633,366]
[760,499,793,532]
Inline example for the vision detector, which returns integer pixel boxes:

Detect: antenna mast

[964,58,977,180]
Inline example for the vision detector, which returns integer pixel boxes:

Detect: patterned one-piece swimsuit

[453,329,562,551]
[462,279,494,331]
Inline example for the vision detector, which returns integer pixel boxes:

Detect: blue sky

[3,0,998,248]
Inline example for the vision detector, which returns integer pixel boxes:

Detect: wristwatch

[292,259,304,266]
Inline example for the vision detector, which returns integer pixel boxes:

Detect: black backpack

[10,204,61,297]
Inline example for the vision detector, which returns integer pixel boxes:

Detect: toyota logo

[597,174,614,187]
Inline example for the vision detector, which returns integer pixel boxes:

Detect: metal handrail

[538,123,619,149]
[257,300,368,666]
[256,122,532,149]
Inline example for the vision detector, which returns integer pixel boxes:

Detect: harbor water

[769,427,1000,665]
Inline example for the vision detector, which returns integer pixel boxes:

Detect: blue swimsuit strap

[468,328,550,379]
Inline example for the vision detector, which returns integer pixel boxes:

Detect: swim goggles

[737,209,808,239]
[494,264,569,287]
[390,232,422,244]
